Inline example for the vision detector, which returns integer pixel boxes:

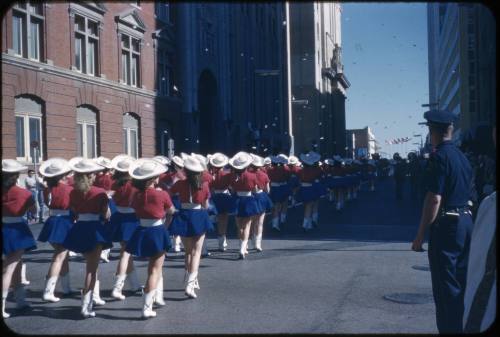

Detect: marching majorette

[37,158,74,303]
[276,154,291,223]
[287,155,302,207]
[208,153,235,252]
[228,152,260,259]
[267,155,291,231]
[62,157,112,318]
[322,158,336,202]
[108,155,142,301]
[168,155,186,252]
[330,156,347,210]
[126,159,175,318]
[297,152,324,231]
[249,154,273,252]
[94,156,114,263]
[2,159,38,319]
[169,155,214,298]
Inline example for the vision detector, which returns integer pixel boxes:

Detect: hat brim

[129,160,166,180]
[2,166,28,173]
[210,159,228,168]
[69,157,105,173]
[39,159,72,177]
[229,159,252,170]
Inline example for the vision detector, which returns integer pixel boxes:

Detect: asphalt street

[3,177,438,334]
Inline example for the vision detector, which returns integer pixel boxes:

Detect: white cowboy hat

[270,155,279,164]
[210,152,229,168]
[39,158,71,177]
[277,154,289,164]
[263,157,272,165]
[333,155,342,162]
[229,151,253,170]
[191,153,208,170]
[308,151,321,163]
[69,157,105,173]
[288,155,300,166]
[172,155,184,168]
[94,156,112,169]
[111,154,136,173]
[183,155,205,173]
[180,152,190,160]
[128,158,167,180]
[2,159,28,173]
[153,155,170,166]
[299,153,317,166]
[250,154,264,167]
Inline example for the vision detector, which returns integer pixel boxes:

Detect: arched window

[123,113,139,158]
[15,95,44,163]
[76,105,98,158]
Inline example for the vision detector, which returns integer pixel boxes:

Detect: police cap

[419,109,457,126]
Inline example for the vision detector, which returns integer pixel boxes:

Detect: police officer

[393,153,406,199]
[411,109,473,334]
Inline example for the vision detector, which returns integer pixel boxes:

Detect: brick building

[1,1,180,165]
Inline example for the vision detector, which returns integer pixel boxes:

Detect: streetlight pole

[285,1,294,156]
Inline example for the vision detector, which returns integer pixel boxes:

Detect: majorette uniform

[267,164,291,203]
[253,168,273,214]
[38,182,74,245]
[109,180,139,243]
[94,172,116,214]
[209,167,237,214]
[229,169,261,218]
[296,165,324,203]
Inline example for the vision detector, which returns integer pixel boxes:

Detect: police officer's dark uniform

[393,153,406,199]
[419,109,473,334]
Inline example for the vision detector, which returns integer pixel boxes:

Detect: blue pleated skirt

[254,192,273,213]
[296,185,319,203]
[235,195,261,218]
[126,224,172,257]
[288,176,301,190]
[2,221,37,255]
[328,176,348,189]
[62,220,113,254]
[172,195,181,210]
[207,199,219,217]
[211,193,237,214]
[270,184,291,203]
[38,215,74,245]
[109,198,118,215]
[314,181,328,197]
[110,212,139,243]
[169,208,214,237]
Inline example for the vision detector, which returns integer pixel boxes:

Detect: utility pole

[285,2,294,156]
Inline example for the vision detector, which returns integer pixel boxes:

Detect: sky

[342,2,429,157]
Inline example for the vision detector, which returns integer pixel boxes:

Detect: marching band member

[108,155,143,301]
[311,153,327,226]
[63,157,112,318]
[323,158,336,202]
[94,156,115,263]
[126,159,175,318]
[228,152,260,259]
[208,153,235,252]
[297,152,323,231]
[168,155,186,252]
[276,154,291,223]
[267,155,291,231]
[38,158,74,302]
[287,156,302,207]
[2,159,37,318]
[169,156,213,298]
[331,156,347,210]
[249,154,272,252]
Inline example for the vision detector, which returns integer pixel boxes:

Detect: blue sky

[342,2,429,157]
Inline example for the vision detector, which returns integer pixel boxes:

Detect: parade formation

[2,150,379,319]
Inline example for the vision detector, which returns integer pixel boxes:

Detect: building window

[121,34,140,87]
[157,49,173,96]
[123,113,139,158]
[155,2,170,23]
[74,15,99,76]
[76,106,98,158]
[15,96,44,163]
[11,2,44,61]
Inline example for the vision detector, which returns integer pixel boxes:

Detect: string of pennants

[385,137,411,145]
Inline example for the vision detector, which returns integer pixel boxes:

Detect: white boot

[142,291,157,318]
[42,276,60,302]
[272,217,280,231]
[3,290,10,319]
[127,269,142,292]
[194,276,200,290]
[302,218,310,231]
[223,236,228,249]
[14,285,30,309]
[81,290,95,318]
[255,234,263,252]
[154,276,165,306]
[308,218,314,229]
[59,273,72,295]
[100,249,110,263]
[92,280,106,306]
[336,201,341,211]
[312,212,318,225]
[21,263,30,285]
[111,274,127,300]
[185,272,198,299]
[280,212,287,224]
[218,236,226,252]
[174,236,181,252]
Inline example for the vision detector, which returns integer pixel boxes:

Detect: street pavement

[3,177,438,334]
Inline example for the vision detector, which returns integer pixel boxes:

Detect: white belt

[301,183,313,187]
[49,209,70,216]
[255,189,264,193]
[213,189,230,194]
[327,174,332,177]
[139,218,163,227]
[2,216,24,223]
[116,206,135,214]
[78,213,100,221]
[181,203,202,210]
[271,182,286,187]
[314,179,320,183]
[237,191,252,197]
